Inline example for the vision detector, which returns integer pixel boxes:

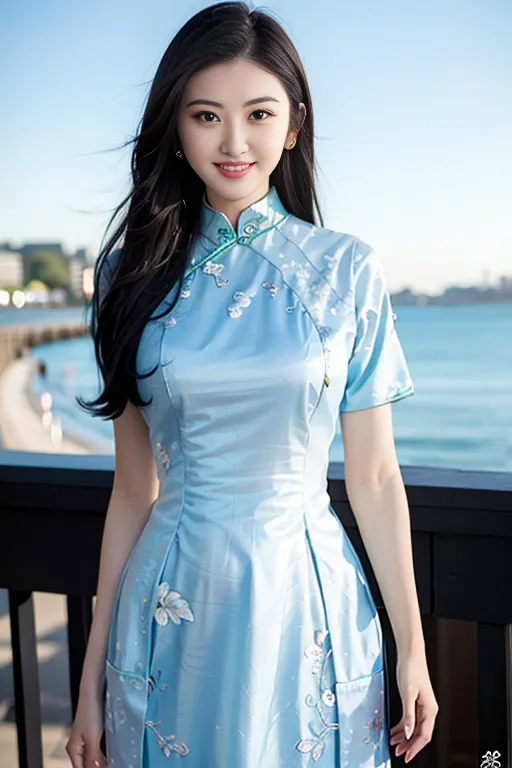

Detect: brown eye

[249,109,272,120]
[193,111,219,123]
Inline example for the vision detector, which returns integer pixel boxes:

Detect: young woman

[68,3,438,766]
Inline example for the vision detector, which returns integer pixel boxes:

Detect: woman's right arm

[66,400,159,767]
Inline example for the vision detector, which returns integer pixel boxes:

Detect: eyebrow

[185,96,280,108]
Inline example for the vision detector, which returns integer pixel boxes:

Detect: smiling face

[177,58,305,228]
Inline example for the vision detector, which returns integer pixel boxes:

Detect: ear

[297,101,307,129]
[286,103,307,149]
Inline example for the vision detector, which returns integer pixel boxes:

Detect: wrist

[396,637,426,661]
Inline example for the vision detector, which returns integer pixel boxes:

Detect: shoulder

[279,212,355,253]
[278,214,380,296]
[280,212,375,267]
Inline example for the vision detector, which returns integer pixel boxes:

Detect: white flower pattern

[155,442,171,472]
[227,290,252,319]
[154,583,195,627]
[202,260,229,287]
[296,630,339,761]
[363,707,384,746]
[261,281,278,297]
[145,718,190,758]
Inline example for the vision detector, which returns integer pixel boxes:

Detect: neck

[204,181,270,229]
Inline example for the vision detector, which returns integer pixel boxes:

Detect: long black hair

[77,1,324,421]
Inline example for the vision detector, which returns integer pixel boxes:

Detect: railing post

[8,590,43,768]
[66,595,94,718]
[507,624,512,768]
[477,622,509,766]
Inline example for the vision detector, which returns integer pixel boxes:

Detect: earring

[176,149,183,157]
[288,140,296,149]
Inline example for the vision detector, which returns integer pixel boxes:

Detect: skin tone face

[177,58,306,229]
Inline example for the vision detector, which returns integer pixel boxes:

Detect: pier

[0,321,89,378]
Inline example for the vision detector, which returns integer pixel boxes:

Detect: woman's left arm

[340,402,439,763]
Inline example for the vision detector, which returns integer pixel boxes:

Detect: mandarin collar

[198,185,289,248]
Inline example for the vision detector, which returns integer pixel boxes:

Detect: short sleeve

[96,247,122,306]
[339,242,415,412]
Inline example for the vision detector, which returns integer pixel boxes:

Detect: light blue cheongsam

[100,185,415,767]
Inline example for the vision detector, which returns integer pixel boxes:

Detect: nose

[220,118,249,158]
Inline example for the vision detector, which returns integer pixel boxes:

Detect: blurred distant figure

[49,415,63,445]
[62,362,76,398]
[35,358,62,447]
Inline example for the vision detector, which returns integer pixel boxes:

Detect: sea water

[1,303,511,471]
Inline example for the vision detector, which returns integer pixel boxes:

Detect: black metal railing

[1,450,511,768]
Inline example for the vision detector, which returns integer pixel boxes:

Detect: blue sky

[0,0,510,293]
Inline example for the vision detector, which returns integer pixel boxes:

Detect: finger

[389,727,408,745]
[88,760,108,768]
[395,728,417,757]
[65,736,85,768]
[402,686,417,740]
[85,745,108,768]
[403,731,433,764]
[394,721,432,759]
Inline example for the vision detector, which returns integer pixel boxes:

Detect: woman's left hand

[389,650,439,763]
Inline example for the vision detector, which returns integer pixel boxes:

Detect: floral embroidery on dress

[295,629,339,761]
[363,707,384,745]
[323,252,337,269]
[278,241,351,384]
[275,251,345,384]
[105,689,114,734]
[179,271,194,300]
[105,691,127,733]
[155,442,171,472]
[295,265,311,290]
[139,595,149,634]
[148,670,169,693]
[154,582,195,626]
[114,640,122,668]
[202,260,229,287]
[145,718,190,757]
[227,290,252,319]
[261,281,278,297]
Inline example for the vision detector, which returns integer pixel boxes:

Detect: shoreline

[0,353,107,455]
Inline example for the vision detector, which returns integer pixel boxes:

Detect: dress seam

[297,321,339,689]
[135,326,189,767]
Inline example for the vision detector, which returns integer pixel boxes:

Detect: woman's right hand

[65,684,108,768]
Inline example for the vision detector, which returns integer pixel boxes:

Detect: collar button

[217,226,234,244]
[238,220,260,245]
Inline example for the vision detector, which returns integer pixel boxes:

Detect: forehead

[182,59,286,103]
